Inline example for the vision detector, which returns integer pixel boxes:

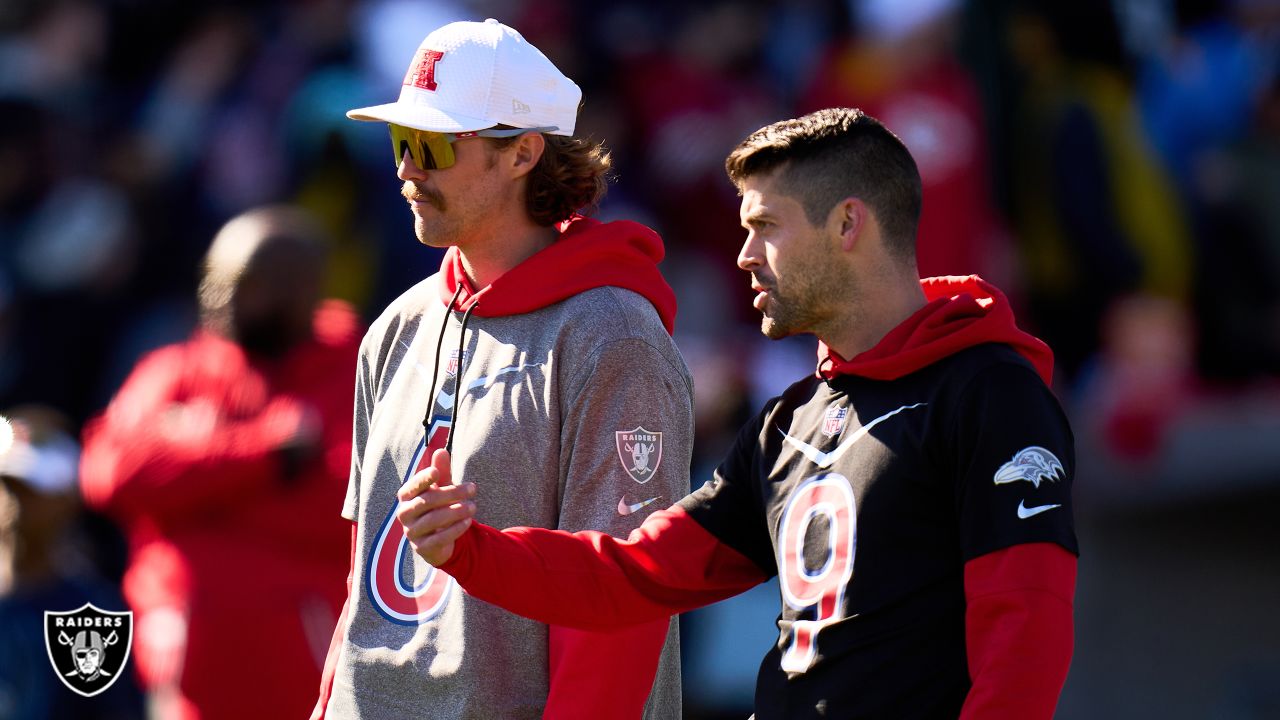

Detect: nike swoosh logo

[778,402,927,469]
[399,340,438,380]
[463,363,543,394]
[399,340,457,408]
[400,339,542,408]
[1017,500,1061,519]
[617,496,661,516]
[437,364,540,409]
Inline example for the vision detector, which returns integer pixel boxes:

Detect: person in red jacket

[80,205,359,720]
[399,108,1079,719]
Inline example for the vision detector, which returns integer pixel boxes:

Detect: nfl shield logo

[822,404,849,437]
[445,349,468,377]
[615,426,664,484]
[44,603,134,697]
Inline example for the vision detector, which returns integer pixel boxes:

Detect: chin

[761,318,790,340]
[414,227,451,249]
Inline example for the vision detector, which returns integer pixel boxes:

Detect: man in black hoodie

[399,108,1079,719]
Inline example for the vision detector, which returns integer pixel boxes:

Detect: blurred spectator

[79,206,359,720]
[1136,0,1277,194]
[0,406,144,720]
[1130,0,1280,382]
[1004,0,1193,383]
[803,0,1010,282]
[1078,293,1198,462]
[0,0,107,112]
[1193,63,1280,380]
[610,1,779,308]
[0,90,140,427]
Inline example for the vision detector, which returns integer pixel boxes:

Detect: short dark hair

[724,108,922,257]
[488,132,612,226]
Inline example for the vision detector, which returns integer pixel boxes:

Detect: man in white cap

[312,19,689,720]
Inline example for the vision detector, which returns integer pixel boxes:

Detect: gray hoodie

[328,218,693,719]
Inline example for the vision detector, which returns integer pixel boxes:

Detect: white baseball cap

[347,18,580,136]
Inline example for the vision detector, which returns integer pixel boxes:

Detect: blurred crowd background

[0,0,1278,718]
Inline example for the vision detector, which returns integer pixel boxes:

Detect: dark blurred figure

[1193,64,1280,381]
[0,406,144,720]
[79,206,359,720]
[1005,0,1193,383]
[610,1,779,307]
[0,89,139,428]
[1137,0,1277,196]
[803,0,1010,282]
[1141,0,1280,383]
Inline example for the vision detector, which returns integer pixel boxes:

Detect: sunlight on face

[737,173,849,340]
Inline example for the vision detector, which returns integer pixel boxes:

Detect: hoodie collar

[817,275,1054,384]
[436,215,677,335]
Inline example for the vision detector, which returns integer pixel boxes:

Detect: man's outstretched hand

[396,449,476,566]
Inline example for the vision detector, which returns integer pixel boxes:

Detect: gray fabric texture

[328,275,692,719]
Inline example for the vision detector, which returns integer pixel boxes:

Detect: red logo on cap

[404,48,445,91]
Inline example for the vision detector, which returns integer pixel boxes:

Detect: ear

[508,132,546,179]
[828,197,866,253]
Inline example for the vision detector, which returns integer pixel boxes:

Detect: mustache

[402,182,445,211]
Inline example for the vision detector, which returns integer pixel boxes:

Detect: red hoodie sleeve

[80,347,306,524]
[544,621,670,720]
[440,505,766,631]
[961,543,1076,719]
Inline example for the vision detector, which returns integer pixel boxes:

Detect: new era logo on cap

[347,18,580,136]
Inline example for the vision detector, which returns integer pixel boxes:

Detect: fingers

[395,448,472,566]
[397,449,454,501]
[396,481,476,525]
[397,484,476,567]
[404,514,473,567]
[430,448,453,487]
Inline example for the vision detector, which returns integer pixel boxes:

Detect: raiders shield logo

[44,603,133,697]
[615,427,663,484]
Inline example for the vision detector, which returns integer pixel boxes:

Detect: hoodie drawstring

[445,303,476,456]
[422,285,464,435]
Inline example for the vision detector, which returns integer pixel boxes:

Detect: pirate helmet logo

[44,603,133,697]
[615,427,663,484]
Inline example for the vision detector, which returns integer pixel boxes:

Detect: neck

[457,223,557,288]
[821,265,926,360]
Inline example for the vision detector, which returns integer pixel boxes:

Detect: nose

[397,147,428,181]
[737,232,762,272]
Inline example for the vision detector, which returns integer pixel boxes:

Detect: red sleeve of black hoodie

[439,505,766,631]
[962,543,1076,719]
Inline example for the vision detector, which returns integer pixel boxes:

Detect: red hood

[437,215,677,334]
[818,276,1054,384]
